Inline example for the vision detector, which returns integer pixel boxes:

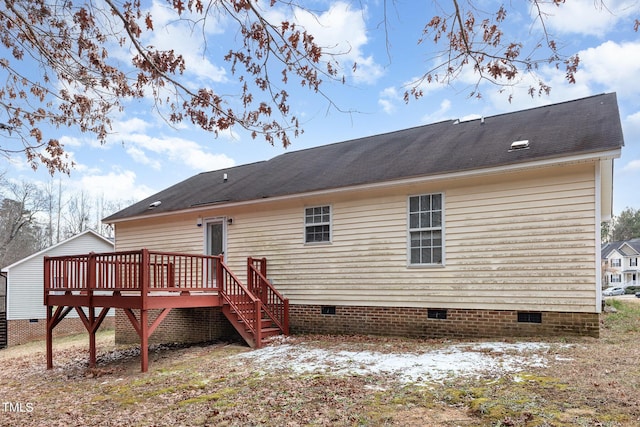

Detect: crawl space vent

[509,140,530,151]
[517,312,542,323]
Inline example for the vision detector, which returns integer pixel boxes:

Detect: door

[206,220,225,257]
[205,220,225,286]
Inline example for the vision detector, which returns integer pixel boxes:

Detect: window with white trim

[631,258,638,267]
[305,206,331,243]
[409,193,443,265]
[611,274,622,283]
[611,258,621,267]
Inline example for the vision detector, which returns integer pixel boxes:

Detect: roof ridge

[462,92,612,123]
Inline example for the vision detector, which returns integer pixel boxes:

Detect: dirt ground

[0,298,639,426]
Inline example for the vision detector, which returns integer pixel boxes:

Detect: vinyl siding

[115,215,204,253]
[6,232,114,320]
[114,162,599,314]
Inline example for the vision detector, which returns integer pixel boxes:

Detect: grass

[1,302,639,426]
[603,298,640,332]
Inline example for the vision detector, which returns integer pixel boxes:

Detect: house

[2,229,114,346]
[0,272,6,348]
[602,239,640,288]
[99,93,624,344]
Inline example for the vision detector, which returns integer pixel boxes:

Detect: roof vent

[148,200,161,209]
[510,140,529,151]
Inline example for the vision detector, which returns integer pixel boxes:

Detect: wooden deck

[44,250,288,372]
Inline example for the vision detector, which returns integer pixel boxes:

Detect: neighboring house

[0,272,6,348]
[602,239,640,289]
[104,93,623,341]
[2,230,115,346]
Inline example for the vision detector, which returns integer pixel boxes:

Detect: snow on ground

[238,340,568,384]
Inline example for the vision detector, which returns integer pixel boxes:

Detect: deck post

[140,309,149,372]
[254,299,262,348]
[87,253,97,368]
[260,257,267,276]
[283,299,290,335]
[140,249,150,373]
[88,306,97,368]
[46,305,53,369]
[217,255,224,293]
[44,256,53,369]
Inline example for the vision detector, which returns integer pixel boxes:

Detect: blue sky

[4,0,640,218]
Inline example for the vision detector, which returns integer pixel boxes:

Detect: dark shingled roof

[105,93,624,222]
[602,239,640,259]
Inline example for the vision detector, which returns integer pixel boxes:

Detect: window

[611,274,621,283]
[409,193,443,265]
[611,258,621,267]
[305,206,331,243]
[631,258,638,267]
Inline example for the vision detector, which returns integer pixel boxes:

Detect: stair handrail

[218,259,261,342]
[247,257,289,335]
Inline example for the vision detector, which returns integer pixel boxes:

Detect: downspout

[595,161,603,313]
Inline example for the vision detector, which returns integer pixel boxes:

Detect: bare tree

[0,1,637,172]
[63,190,92,238]
[0,179,47,267]
[0,0,338,173]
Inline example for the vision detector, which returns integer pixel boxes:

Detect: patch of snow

[238,342,564,384]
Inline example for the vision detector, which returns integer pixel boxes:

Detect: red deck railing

[247,257,290,335]
[44,249,222,298]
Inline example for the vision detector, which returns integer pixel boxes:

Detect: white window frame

[407,193,445,267]
[611,274,622,283]
[630,258,638,267]
[611,258,622,267]
[304,205,332,244]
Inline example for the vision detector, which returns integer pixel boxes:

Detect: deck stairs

[219,257,289,348]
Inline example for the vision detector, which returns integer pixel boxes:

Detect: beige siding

[115,214,204,253]
[114,162,598,313]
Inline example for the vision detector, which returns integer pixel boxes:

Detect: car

[603,287,625,296]
[636,292,640,298]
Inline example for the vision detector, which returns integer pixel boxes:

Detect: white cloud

[125,133,236,172]
[283,2,384,84]
[77,170,155,203]
[420,98,453,123]
[126,146,162,170]
[575,41,640,98]
[483,39,640,113]
[144,1,228,85]
[378,87,401,114]
[535,0,638,37]
[622,159,640,172]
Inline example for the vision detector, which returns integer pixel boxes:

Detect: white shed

[1,230,114,346]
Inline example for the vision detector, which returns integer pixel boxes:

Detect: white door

[206,220,225,257]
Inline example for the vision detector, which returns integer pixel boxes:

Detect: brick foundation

[112,304,599,347]
[289,305,599,339]
[115,307,240,345]
[7,316,115,347]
